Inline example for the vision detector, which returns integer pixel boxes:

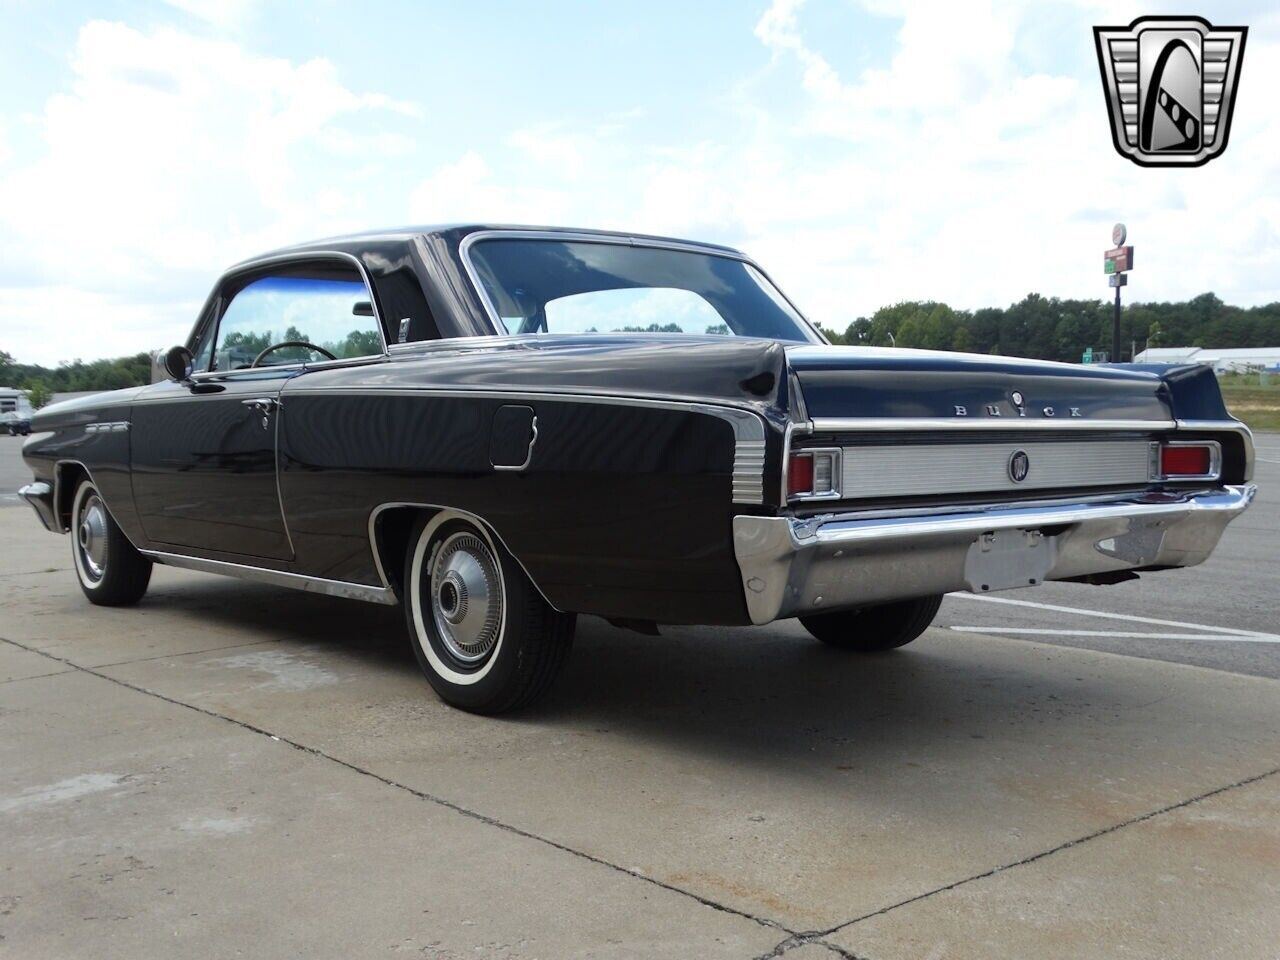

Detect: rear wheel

[800,595,943,652]
[71,479,152,606]
[403,512,575,714]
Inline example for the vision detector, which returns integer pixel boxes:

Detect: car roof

[231,224,746,269]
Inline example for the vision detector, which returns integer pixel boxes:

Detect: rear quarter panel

[277,383,753,624]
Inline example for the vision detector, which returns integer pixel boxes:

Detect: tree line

[822,292,1280,362]
[0,350,153,408]
[3,292,1278,408]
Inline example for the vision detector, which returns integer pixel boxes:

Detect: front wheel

[799,595,943,652]
[403,513,575,714]
[71,479,152,606]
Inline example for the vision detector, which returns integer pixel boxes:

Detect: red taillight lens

[788,453,814,496]
[1160,444,1212,477]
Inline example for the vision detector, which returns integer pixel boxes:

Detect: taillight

[787,449,841,499]
[1156,442,1219,480]
[788,453,814,496]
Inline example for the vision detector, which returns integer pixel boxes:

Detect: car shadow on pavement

[148,577,1142,781]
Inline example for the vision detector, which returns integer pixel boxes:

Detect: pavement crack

[814,761,1280,940]
[755,932,869,959]
[93,639,272,668]
[0,668,76,685]
[0,634,794,940]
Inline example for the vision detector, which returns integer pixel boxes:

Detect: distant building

[0,386,34,417]
[1133,346,1280,373]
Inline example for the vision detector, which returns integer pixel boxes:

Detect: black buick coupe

[19,225,1255,712]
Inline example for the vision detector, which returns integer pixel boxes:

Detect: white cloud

[0,284,197,364]
[4,3,1279,365]
[735,0,1280,330]
[0,20,420,363]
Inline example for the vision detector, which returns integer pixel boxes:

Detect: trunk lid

[785,345,1171,423]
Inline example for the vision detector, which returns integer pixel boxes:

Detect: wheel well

[369,504,559,612]
[371,505,433,598]
[55,462,90,532]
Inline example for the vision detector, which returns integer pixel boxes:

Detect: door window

[211,271,383,371]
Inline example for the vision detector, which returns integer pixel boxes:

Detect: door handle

[241,397,278,429]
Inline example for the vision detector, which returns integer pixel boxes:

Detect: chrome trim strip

[141,550,397,605]
[272,396,296,558]
[83,421,130,434]
[286,385,770,504]
[732,440,766,503]
[796,487,1252,545]
[366,502,561,610]
[456,229,827,344]
[809,417,1177,432]
[492,414,539,472]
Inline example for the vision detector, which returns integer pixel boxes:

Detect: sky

[1,0,1278,366]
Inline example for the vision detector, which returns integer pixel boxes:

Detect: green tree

[25,380,53,409]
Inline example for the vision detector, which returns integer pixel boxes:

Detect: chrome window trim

[1152,439,1223,482]
[140,550,396,605]
[285,384,769,504]
[456,229,827,344]
[808,417,1178,433]
[185,250,390,381]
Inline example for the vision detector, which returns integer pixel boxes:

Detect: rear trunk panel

[785,345,1171,422]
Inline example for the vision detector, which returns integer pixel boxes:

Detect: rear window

[467,237,817,342]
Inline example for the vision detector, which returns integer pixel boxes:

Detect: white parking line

[949,592,1274,639]
[950,627,1280,643]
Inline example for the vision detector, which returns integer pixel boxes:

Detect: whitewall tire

[71,479,152,606]
[403,511,575,713]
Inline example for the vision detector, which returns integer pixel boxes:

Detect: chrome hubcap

[429,532,502,664]
[77,494,108,580]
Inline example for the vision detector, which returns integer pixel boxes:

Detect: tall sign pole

[1104,223,1133,361]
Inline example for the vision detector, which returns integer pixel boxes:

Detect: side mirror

[352,301,374,317]
[164,345,194,382]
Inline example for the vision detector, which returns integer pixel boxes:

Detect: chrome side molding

[141,550,397,605]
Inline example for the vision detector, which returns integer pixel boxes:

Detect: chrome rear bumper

[732,485,1256,625]
[18,480,57,532]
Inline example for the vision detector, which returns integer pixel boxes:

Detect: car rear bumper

[732,485,1256,625]
[18,480,57,532]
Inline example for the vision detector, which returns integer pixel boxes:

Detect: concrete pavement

[2,504,1278,958]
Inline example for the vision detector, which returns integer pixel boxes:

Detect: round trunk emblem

[1008,449,1030,483]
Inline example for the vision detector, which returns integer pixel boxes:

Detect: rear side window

[211,270,383,371]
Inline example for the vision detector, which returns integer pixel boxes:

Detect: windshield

[465,237,818,342]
